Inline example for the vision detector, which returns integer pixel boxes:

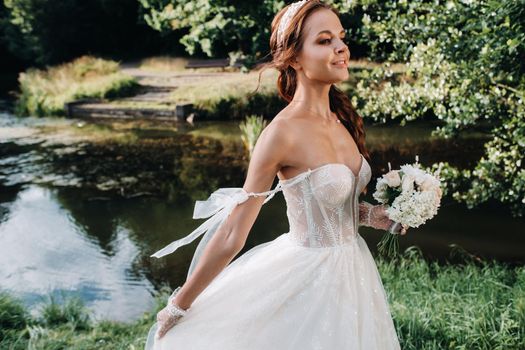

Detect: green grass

[165,68,286,120]
[380,247,525,349]
[15,56,140,117]
[1,250,523,349]
[0,285,172,350]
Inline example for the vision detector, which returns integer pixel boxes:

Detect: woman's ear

[290,57,302,71]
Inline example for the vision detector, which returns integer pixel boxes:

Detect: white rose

[384,170,401,187]
[420,177,434,191]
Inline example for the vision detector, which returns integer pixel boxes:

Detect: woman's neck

[290,84,332,120]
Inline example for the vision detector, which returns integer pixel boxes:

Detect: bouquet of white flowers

[372,156,443,256]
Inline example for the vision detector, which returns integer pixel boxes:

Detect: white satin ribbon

[150,172,309,279]
[150,188,249,257]
[150,186,279,279]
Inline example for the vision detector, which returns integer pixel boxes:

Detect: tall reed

[239,114,268,158]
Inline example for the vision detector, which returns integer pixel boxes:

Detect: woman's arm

[358,201,392,231]
[358,200,407,234]
[170,119,292,311]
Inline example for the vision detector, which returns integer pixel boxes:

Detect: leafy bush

[138,0,285,63]
[351,0,525,216]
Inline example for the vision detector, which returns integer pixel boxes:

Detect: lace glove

[358,201,407,235]
[155,286,189,340]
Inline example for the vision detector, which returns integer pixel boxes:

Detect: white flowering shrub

[348,0,525,216]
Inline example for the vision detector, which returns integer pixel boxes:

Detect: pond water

[0,111,523,322]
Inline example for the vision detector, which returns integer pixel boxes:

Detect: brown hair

[253,0,370,187]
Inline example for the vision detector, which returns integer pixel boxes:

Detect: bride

[145,1,407,349]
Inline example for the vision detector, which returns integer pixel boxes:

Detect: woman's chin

[330,73,349,84]
[329,69,349,82]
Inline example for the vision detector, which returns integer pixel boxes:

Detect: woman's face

[293,8,350,84]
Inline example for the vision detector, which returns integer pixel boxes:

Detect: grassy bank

[16,56,140,117]
[12,55,395,121]
[1,248,523,350]
[169,68,284,120]
[382,247,524,349]
[111,66,287,120]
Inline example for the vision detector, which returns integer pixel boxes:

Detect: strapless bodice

[279,156,372,248]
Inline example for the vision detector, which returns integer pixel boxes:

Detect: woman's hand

[155,303,184,340]
[359,201,408,235]
[155,287,188,340]
[389,221,408,235]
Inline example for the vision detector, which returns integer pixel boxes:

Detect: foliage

[351,0,525,216]
[15,56,140,117]
[239,114,268,158]
[138,0,285,64]
[379,246,525,350]
[1,0,166,65]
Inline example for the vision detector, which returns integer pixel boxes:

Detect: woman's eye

[320,37,349,45]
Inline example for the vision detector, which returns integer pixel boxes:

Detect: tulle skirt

[145,232,401,350]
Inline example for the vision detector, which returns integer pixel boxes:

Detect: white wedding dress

[145,154,401,349]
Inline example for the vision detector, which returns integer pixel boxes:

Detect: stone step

[65,100,194,121]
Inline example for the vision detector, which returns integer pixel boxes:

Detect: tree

[138,0,285,65]
[353,0,525,216]
[2,0,169,65]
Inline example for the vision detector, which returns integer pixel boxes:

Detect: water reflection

[0,185,155,322]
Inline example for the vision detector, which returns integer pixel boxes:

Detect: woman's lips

[332,59,348,68]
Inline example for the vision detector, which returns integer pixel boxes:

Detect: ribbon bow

[150,187,250,278]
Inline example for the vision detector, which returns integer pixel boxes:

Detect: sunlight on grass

[139,56,189,72]
[16,56,140,117]
[169,69,278,105]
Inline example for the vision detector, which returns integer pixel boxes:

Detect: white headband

[277,0,309,46]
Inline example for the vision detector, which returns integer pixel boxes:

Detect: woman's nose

[335,41,348,55]
[335,40,350,53]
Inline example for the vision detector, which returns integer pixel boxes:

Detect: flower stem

[377,232,399,257]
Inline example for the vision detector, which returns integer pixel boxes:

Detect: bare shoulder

[263,107,306,143]
[245,113,298,177]
[258,115,296,148]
